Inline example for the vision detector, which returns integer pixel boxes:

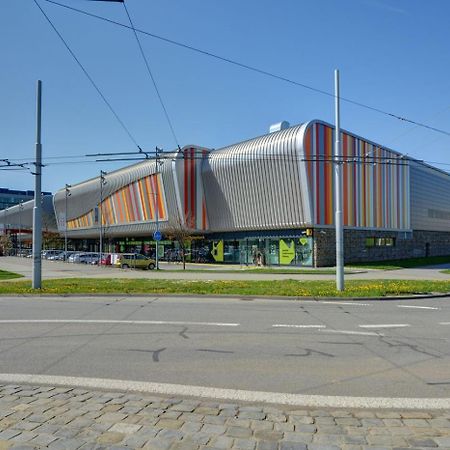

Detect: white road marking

[320,329,382,336]
[439,322,450,325]
[0,320,240,327]
[0,373,448,410]
[397,305,440,310]
[300,301,371,306]
[321,301,371,306]
[359,324,410,329]
[272,324,326,329]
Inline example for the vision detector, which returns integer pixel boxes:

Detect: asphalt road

[0,295,449,399]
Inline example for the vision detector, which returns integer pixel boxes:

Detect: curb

[0,291,449,302]
[1,373,449,410]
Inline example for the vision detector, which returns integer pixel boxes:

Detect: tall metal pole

[64,184,71,259]
[32,80,42,289]
[155,147,160,270]
[334,69,344,291]
[99,171,106,266]
[18,201,23,256]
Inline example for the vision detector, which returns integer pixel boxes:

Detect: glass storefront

[81,232,314,267]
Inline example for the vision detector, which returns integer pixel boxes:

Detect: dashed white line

[319,329,382,337]
[0,320,240,327]
[439,322,450,325]
[320,301,371,306]
[272,324,326,329]
[359,324,410,329]
[397,305,440,310]
[300,301,371,306]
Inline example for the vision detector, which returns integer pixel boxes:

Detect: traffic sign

[153,230,162,241]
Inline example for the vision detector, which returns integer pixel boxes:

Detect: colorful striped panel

[303,122,410,229]
[183,148,209,230]
[68,173,167,229]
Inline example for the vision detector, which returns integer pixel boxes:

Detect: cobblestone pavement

[0,384,449,450]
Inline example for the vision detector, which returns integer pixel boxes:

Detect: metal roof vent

[269,121,290,133]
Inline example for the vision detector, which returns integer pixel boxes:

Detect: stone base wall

[313,228,450,267]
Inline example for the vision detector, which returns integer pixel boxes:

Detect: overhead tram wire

[42,0,450,139]
[33,0,141,150]
[121,0,180,148]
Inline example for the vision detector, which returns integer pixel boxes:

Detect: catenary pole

[334,69,344,291]
[155,147,159,270]
[64,184,71,259]
[32,80,43,289]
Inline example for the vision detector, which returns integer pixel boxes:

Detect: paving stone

[210,435,234,449]
[434,436,450,447]
[170,439,199,450]
[201,424,227,435]
[108,422,142,434]
[253,430,283,441]
[226,426,253,438]
[308,445,342,450]
[295,424,317,433]
[142,436,173,450]
[47,438,85,450]
[96,431,125,445]
[402,418,431,427]
[29,433,58,446]
[232,438,256,449]
[157,429,184,441]
[238,411,266,421]
[275,423,294,432]
[282,432,312,444]
[279,442,307,450]
[0,430,21,440]
[401,411,432,419]
[256,441,278,450]
[156,419,184,430]
[195,408,220,416]
[407,437,438,447]
[185,432,210,445]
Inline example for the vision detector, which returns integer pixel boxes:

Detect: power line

[33,0,141,149]
[43,0,450,138]
[122,0,180,147]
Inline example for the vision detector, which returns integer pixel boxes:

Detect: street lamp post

[99,171,107,266]
[64,184,71,259]
[18,201,23,256]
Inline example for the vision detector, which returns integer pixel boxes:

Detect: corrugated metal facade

[410,161,450,232]
[202,124,312,231]
[38,120,449,239]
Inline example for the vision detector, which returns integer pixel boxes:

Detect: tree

[0,233,13,256]
[164,213,196,270]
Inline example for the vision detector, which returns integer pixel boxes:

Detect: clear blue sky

[1,0,449,193]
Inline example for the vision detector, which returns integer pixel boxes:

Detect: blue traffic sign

[153,230,162,241]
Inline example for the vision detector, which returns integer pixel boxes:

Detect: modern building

[2,120,450,265]
[0,188,51,211]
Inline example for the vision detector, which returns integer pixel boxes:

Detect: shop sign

[279,239,295,264]
[211,240,224,262]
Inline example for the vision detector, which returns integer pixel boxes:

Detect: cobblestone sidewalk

[0,384,449,450]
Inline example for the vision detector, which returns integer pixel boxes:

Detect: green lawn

[0,269,23,281]
[0,278,449,298]
[349,255,450,270]
[441,269,450,275]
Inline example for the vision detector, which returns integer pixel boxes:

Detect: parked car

[42,250,63,260]
[114,253,156,270]
[68,252,100,264]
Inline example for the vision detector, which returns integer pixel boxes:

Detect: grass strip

[0,270,23,281]
[441,269,450,275]
[0,278,449,297]
[349,255,450,270]
[164,268,358,275]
